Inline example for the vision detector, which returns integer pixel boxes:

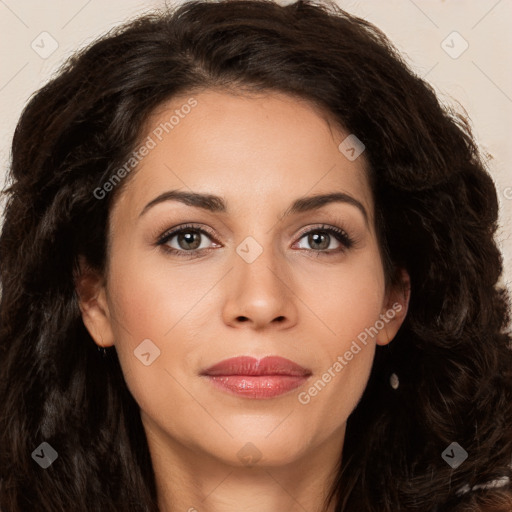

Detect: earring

[97,346,108,358]
[389,372,399,390]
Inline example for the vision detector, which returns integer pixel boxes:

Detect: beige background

[1,0,511,293]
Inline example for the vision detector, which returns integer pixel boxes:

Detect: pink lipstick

[200,356,312,399]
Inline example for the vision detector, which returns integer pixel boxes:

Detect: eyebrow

[139,190,369,226]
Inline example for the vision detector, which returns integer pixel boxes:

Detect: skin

[76,89,410,512]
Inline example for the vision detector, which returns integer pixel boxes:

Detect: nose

[221,241,298,331]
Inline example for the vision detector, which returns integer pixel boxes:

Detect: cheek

[104,247,215,412]
[107,245,212,340]
[302,251,386,345]
[294,251,385,418]
[296,286,382,436]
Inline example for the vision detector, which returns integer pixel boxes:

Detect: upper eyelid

[158,224,218,243]
[295,223,349,238]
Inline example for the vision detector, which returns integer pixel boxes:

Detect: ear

[377,267,411,346]
[74,255,115,348]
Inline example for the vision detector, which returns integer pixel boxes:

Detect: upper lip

[201,356,312,377]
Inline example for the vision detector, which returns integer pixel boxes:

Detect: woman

[0,0,511,510]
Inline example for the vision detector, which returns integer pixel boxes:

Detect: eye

[157,224,219,258]
[293,225,354,255]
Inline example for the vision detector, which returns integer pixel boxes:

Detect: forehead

[112,89,373,224]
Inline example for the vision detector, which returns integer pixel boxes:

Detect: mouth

[200,356,312,399]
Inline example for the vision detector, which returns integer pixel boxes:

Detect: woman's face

[78,89,408,469]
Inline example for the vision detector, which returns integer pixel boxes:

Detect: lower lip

[204,375,310,399]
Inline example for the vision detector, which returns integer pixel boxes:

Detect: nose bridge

[235,230,286,292]
[222,227,297,328]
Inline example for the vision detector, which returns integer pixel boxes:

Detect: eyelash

[156,223,355,259]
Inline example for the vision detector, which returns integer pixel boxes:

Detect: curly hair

[1,0,511,510]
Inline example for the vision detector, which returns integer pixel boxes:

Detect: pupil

[180,232,200,249]
[311,233,328,250]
